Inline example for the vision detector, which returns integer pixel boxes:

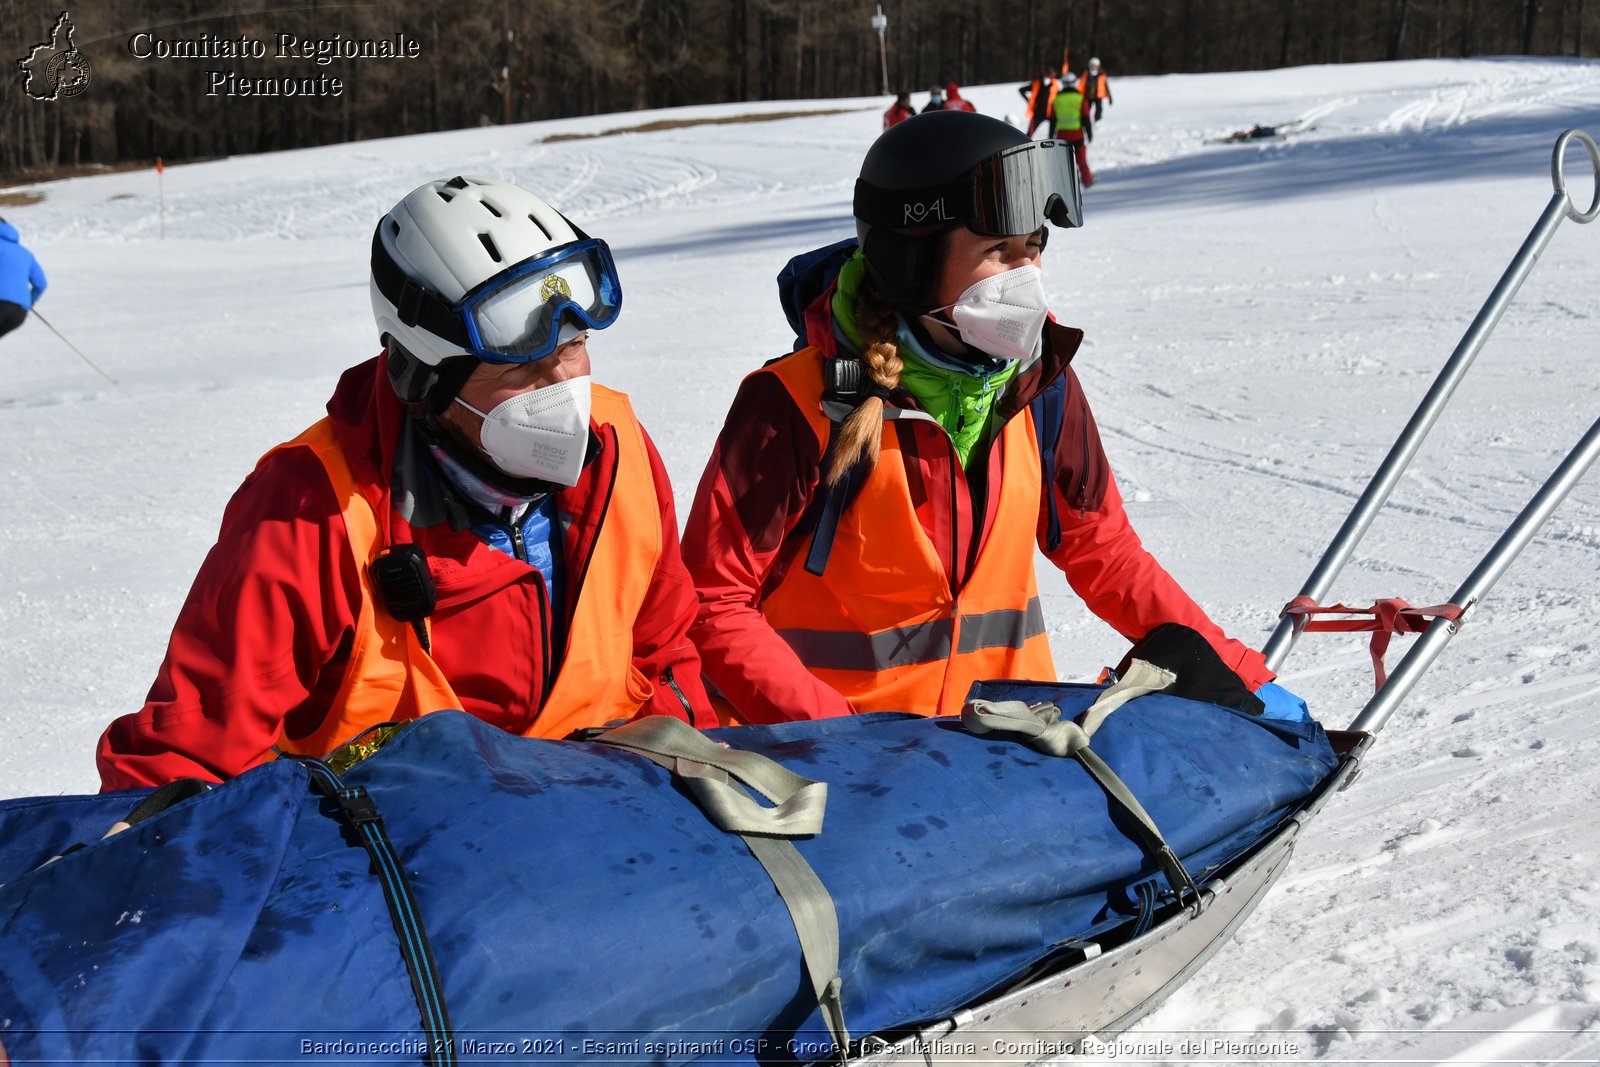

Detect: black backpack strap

[799,357,888,577]
[1030,371,1069,552]
[805,429,871,578]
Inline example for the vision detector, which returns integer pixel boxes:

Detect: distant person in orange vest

[682,112,1291,724]
[941,81,978,112]
[1055,74,1094,188]
[1017,66,1061,138]
[883,91,915,130]
[0,216,47,341]
[97,176,713,790]
[1079,57,1113,124]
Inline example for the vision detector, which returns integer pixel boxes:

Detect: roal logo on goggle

[902,199,952,225]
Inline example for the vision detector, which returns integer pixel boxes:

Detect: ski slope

[4,57,1600,1064]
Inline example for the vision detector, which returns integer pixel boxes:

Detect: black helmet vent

[477,233,502,262]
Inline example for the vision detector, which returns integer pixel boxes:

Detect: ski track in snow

[4,57,1600,1064]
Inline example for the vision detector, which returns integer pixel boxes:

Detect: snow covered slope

[3,57,1599,1063]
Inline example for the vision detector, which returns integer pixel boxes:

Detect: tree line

[2,0,1590,179]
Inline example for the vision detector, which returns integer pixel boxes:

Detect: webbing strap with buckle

[593,716,850,1061]
[1281,596,1464,691]
[960,660,1204,912]
[299,758,456,1067]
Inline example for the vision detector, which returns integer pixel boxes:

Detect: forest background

[1,0,1592,179]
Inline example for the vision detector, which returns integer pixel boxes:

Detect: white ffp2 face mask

[455,375,592,486]
[927,264,1050,362]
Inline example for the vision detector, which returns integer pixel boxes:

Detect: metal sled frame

[841,130,1600,1067]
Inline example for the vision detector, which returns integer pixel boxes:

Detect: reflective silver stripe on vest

[777,619,953,672]
[956,598,1047,654]
[777,598,1045,672]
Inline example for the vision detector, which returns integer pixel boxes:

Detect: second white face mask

[930,264,1050,362]
[456,375,592,486]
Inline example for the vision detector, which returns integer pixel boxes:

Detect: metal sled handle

[1350,405,1600,734]
[1262,129,1600,679]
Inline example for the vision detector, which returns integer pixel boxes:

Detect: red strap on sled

[1281,596,1464,692]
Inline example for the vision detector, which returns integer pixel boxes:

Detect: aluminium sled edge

[840,731,1370,1067]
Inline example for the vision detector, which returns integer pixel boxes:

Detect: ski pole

[1262,128,1600,673]
[28,307,118,385]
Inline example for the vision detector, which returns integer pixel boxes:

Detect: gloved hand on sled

[1114,623,1264,715]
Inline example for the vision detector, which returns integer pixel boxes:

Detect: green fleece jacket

[831,252,1017,467]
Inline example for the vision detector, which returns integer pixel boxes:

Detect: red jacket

[941,86,977,112]
[682,293,1272,725]
[883,101,915,129]
[97,356,711,790]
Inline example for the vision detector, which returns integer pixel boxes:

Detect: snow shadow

[615,210,855,261]
[1093,105,1600,217]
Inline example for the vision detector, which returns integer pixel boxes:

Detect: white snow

[4,56,1600,1063]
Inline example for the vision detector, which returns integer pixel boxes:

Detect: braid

[825,282,904,487]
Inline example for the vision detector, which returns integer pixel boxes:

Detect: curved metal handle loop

[1552,129,1600,224]
[1266,128,1600,677]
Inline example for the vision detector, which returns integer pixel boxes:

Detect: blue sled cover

[0,685,1336,1064]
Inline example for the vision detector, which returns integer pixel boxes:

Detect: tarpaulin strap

[1281,596,1464,692]
[1131,880,1160,937]
[595,716,850,1061]
[300,759,456,1067]
[962,660,1203,912]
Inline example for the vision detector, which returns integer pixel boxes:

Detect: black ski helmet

[852,110,1082,312]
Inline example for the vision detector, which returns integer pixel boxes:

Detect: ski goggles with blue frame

[373,231,623,364]
[854,139,1083,236]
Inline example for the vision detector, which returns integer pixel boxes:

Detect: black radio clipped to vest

[370,544,436,653]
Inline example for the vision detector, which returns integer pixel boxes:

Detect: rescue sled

[840,127,1600,1066]
[0,132,1595,1067]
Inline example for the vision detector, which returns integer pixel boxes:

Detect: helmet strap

[385,345,478,417]
[371,226,473,351]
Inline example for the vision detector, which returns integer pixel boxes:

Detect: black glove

[1114,623,1264,715]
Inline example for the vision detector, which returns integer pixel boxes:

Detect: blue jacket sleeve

[28,255,46,305]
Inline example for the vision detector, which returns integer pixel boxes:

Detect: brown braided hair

[825,280,905,487]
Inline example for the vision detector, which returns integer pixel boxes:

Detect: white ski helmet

[370,175,622,409]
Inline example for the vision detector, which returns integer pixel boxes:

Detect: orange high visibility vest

[758,351,1057,716]
[271,385,661,757]
[1027,77,1060,117]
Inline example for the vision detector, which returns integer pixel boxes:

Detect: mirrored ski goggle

[456,239,622,363]
[853,139,1083,236]
[968,140,1083,235]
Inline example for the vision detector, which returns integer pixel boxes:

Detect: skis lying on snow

[1204,117,1310,144]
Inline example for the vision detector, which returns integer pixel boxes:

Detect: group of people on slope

[1020,58,1113,188]
[94,109,1304,793]
[882,80,977,128]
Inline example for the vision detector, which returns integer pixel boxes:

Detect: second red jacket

[682,293,1272,725]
